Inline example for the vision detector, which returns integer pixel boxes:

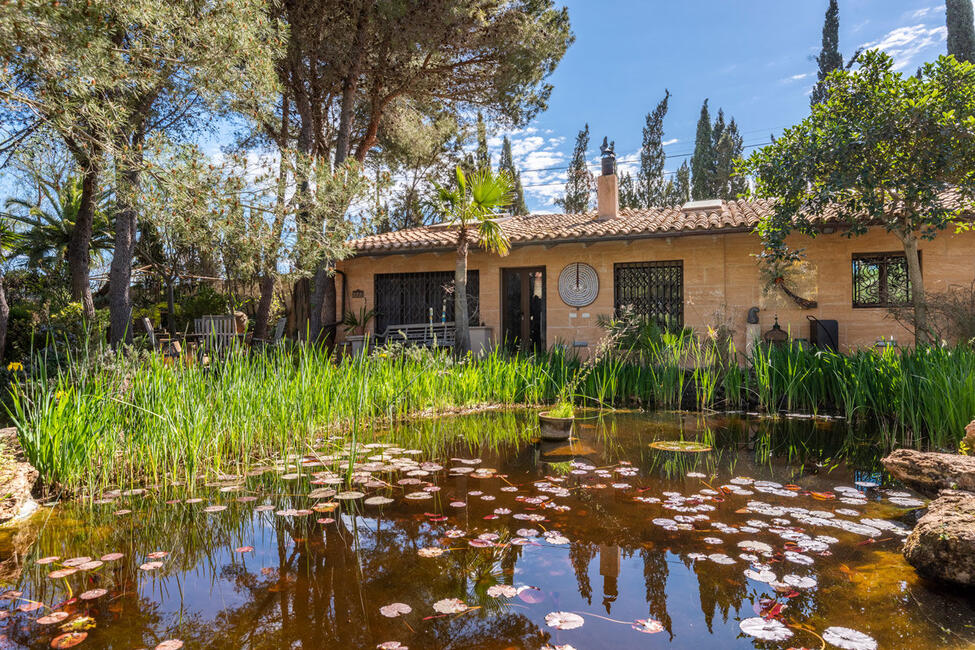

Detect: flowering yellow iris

[6,362,23,372]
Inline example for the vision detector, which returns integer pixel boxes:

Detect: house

[337,157,975,355]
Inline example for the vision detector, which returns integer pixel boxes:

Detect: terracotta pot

[538,411,574,441]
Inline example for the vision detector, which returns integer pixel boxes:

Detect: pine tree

[557,124,594,213]
[636,90,670,207]
[811,0,843,106]
[475,112,491,170]
[690,100,714,200]
[672,161,691,206]
[947,0,975,64]
[618,171,640,208]
[498,135,528,214]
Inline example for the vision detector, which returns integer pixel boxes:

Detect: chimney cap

[599,137,616,176]
[681,199,724,212]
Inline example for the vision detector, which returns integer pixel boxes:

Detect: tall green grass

[8,338,975,493]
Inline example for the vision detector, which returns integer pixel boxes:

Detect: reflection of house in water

[599,544,620,613]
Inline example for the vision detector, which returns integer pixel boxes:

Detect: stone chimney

[596,136,618,219]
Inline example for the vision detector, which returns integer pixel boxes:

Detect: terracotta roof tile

[349,195,971,254]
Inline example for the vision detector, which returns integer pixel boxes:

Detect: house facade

[337,167,975,355]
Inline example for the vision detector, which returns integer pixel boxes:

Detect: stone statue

[599,137,615,175]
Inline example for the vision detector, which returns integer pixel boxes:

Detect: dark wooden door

[501,267,545,353]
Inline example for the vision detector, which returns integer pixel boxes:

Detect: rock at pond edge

[881,449,975,498]
[903,489,975,587]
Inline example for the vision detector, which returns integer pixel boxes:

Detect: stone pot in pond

[538,411,574,441]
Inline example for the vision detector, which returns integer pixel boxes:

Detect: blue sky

[494,0,953,211]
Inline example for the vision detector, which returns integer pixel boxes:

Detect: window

[373,271,479,335]
[852,252,915,308]
[614,261,684,329]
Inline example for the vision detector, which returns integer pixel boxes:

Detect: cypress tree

[672,161,691,206]
[690,99,714,200]
[711,108,726,155]
[475,112,491,170]
[811,0,843,106]
[714,117,746,199]
[636,90,670,207]
[557,123,594,213]
[618,171,640,208]
[498,135,528,214]
[947,0,975,64]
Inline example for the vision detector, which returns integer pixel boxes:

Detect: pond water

[1,410,973,649]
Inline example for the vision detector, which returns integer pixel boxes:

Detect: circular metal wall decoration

[558,262,599,307]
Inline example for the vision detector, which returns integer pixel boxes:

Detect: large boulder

[0,427,38,526]
[881,448,975,498]
[903,489,975,587]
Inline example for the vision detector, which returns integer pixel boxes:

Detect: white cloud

[862,23,947,70]
[662,138,679,146]
[781,72,810,84]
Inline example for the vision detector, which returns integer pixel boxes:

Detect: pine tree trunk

[109,133,144,346]
[0,270,9,361]
[68,159,99,321]
[454,232,470,355]
[900,233,929,346]
[254,274,276,341]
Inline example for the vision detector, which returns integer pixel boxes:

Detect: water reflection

[0,410,972,649]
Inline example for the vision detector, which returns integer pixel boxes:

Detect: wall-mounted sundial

[558,262,599,307]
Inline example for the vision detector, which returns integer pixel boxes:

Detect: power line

[520,140,771,189]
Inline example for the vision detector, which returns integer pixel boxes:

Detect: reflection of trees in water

[568,541,595,605]
[691,555,747,634]
[641,547,673,639]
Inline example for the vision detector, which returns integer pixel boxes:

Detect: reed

[8,336,975,493]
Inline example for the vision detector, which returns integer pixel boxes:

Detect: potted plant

[539,312,638,440]
[538,399,576,441]
[342,305,375,355]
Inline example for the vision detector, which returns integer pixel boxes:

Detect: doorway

[501,267,545,353]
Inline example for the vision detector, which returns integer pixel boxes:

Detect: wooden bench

[380,322,455,348]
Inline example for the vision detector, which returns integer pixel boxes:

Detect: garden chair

[251,318,287,349]
[194,315,240,358]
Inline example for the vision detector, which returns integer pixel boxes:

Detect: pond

[1,410,973,649]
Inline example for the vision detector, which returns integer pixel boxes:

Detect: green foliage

[178,286,230,327]
[637,90,670,207]
[947,0,975,65]
[690,100,714,200]
[618,171,640,209]
[743,51,975,341]
[8,337,975,492]
[341,305,376,336]
[547,401,575,418]
[672,161,691,206]
[557,124,594,213]
[812,0,843,106]
[498,135,529,215]
[3,175,114,274]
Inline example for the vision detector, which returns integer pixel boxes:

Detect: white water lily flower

[822,626,877,650]
[739,617,793,641]
[379,603,412,617]
[432,598,468,614]
[544,611,584,630]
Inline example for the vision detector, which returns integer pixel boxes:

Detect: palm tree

[3,175,113,277]
[431,166,513,353]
